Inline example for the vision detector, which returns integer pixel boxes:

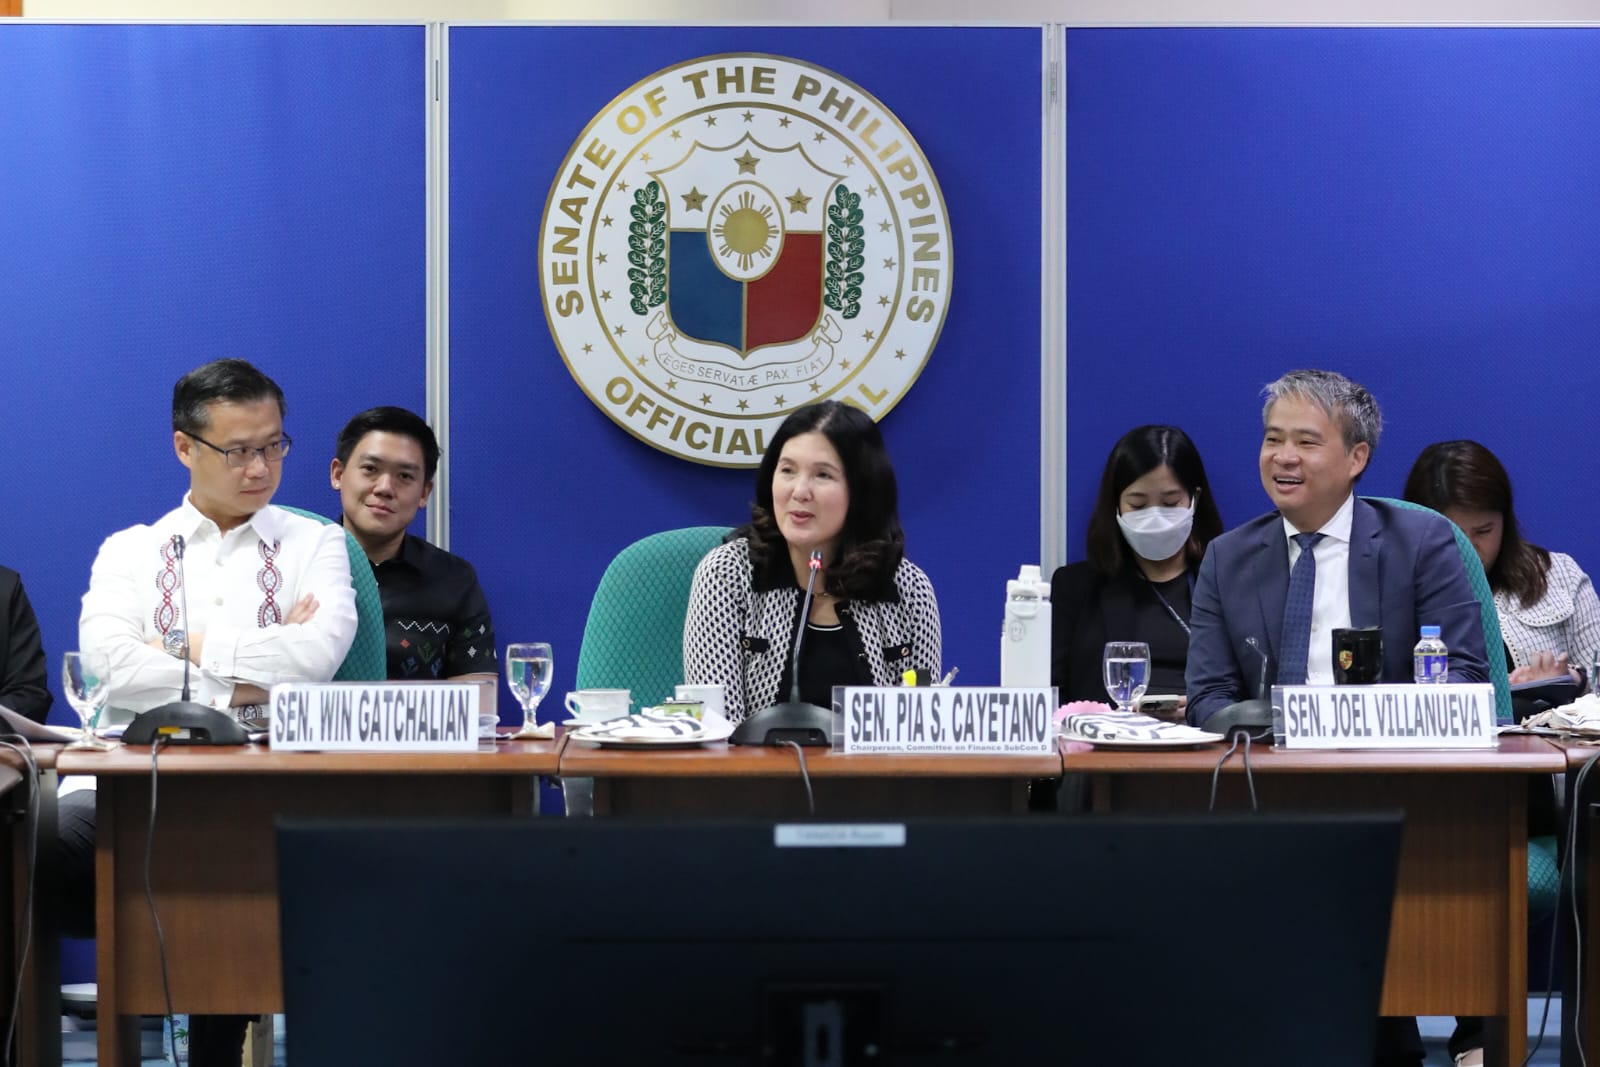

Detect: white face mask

[1116,496,1197,563]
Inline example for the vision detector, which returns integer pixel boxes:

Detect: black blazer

[1050,560,1193,705]
[0,566,51,723]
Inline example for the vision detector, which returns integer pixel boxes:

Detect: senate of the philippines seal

[538,53,953,467]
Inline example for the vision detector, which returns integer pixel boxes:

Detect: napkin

[1522,693,1600,738]
[574,712,718,741]
[1057,704,1217,743]
[502,721,557,740]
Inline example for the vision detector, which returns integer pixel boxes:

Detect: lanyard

[1141,572,1193,637]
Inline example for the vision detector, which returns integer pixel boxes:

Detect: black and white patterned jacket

[683,537,941,723]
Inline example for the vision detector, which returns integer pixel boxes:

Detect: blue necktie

[1277,532,1325,686]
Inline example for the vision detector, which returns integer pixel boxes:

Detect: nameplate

[268,682,480,751]
[1271,683,1497,749]
[833,686,1057,754]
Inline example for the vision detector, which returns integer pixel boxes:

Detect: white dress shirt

[80,497,357,717]
[1281,492,1354,686]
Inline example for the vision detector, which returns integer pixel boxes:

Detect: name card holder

[832,686,1058,755]
[1271,683,1497,749]
[269,681,482,752]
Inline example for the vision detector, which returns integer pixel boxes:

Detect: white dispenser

[1000,565,1052,688]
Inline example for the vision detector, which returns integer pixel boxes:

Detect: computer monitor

[277,814,1401,1065]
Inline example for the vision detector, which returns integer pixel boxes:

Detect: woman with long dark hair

[1404,439,1600,690]
[683,401,940,724]
[1051,425,1224,706]
[1402,441,1598,1067]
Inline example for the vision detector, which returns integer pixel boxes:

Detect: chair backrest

[1364,496,1512,722]
[575,526,733,707]
[275,505,387,682]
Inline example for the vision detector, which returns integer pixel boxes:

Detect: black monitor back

[277,814,1401,1066]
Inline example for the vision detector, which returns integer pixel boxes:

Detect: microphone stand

[730,550,835,746]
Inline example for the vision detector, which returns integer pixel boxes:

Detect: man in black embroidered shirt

[331,407,498,682]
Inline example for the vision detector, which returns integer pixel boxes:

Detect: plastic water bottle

[1413,625,1449,684]
[1000,565,1052,688]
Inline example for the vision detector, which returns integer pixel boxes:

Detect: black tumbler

[1332,626,1383,684]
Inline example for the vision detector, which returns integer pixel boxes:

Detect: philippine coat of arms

[539,53,952,466]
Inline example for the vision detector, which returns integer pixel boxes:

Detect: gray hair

[1261,369,1382,456]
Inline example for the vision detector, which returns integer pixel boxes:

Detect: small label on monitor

[774,824,907,848]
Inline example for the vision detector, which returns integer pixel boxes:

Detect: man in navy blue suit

[1186,369,1490,1067]
[1186,369,1489,726]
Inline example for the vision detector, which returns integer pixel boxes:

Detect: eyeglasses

[187,432,293,469]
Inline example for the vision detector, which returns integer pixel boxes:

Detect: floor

[55,1003,1567,1064]
[62,1015,286,1066]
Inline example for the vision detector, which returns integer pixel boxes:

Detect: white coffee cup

[674,683,726,720]
[564,688,631,723]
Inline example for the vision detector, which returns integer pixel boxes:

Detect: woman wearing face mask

[1050,425,1225,706]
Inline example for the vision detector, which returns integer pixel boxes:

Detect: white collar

[1280,491,1355,546]
[173,494,282,542]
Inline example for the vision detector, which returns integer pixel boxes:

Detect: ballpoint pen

[937,666,959,686]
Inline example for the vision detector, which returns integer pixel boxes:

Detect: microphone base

[729,701,834,747]
[1198,698,1276,744]
[123,701,250,746]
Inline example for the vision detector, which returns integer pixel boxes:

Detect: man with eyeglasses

[65,358,356,1067]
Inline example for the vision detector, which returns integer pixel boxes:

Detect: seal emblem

[539,54,952,466]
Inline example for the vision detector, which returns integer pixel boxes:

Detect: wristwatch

[162,628,186,658]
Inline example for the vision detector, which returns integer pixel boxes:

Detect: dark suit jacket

[1051,561,1195,704]
[1185,497,1489,728]
[0,565,52,723]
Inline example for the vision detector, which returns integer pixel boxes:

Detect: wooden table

[1063,735,1564,1067]
[57,738,564,1067]
[557,737,1061,816]
[1,742,58,1067]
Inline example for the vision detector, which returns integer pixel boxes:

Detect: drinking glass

[506,642,553,734]
[62,651,115,751]
[1102,641,1151,714]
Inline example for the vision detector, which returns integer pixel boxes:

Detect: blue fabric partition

[447,25,1046,709]
[0,24,427,724]
[1065,27,1600,585]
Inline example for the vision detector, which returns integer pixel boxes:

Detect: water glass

[62,650,115,751]
[506,642,553,736]
[1103,641,1151,714]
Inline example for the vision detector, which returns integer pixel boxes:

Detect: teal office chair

[275,505,387,681]
[1365,496,1512,722]
[1367,497,1558,923]
[575,526,732,708]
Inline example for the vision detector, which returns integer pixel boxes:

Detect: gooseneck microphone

[1245,635,1270,702]
[173,535,195,703]
[730,549,835,747]
[788,550,823,703]
[123,533,248,746]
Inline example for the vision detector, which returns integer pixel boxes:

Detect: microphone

[123,534,247,746]
[730,549,834,747]
[173,535,194,703]
[789,551,823,703]
[1245,635,1270,701]
[1199,635,1276,743]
